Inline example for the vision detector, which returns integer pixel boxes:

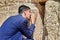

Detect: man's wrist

[29,23,35,32]
[31,22,35,24]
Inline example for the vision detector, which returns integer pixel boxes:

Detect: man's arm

[19,12,37,39]
[19,22,35,39]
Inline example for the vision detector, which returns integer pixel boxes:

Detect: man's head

[18,5,31,20]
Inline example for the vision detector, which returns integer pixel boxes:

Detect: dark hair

[18,5,30,14]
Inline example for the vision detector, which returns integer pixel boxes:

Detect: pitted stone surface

[44,1,59,40]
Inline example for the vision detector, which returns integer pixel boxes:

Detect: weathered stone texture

[57,4,60,40]
[1,0,60,40]
[44,1,59,40]
[24,3,43,40]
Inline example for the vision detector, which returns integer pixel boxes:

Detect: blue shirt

[0,14,35,40]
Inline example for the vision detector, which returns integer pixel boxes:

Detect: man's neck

[21,14,27,20]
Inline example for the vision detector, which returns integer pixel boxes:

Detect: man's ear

[23,11,26,15]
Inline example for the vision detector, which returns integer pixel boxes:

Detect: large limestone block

[44,1,59,40]
[32,0,46,3]
[0,6,8,26]
[57,4,60,40]
[24,3,43,40]
[0,1,24,26]
[0,0,25,7]
[48,0,60,2]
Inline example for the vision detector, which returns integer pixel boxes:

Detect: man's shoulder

[10,15,21,20]
[10,14,27,24]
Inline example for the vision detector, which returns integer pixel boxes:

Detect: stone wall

[0,0,43,40]
[0,0,23,26]
[0,0,60,40]
[44,0,60,40]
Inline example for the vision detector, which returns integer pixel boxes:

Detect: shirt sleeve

[19,22,35,39]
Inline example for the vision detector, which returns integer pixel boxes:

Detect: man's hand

[31,12,37,24]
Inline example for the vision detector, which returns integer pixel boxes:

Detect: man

[0,5,37,40]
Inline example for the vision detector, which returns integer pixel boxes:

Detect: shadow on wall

[54,0,60,2]
[34,0,48,40]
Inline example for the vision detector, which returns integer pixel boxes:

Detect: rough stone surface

[44,1,59,40]
[57,3,60,40]
[0,0,60,40]
[23,3,44,40]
